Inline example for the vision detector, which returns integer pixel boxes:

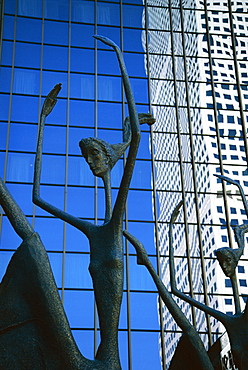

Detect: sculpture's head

[79,137,129,178]
[214,247,242,277]
[79,138,112,178]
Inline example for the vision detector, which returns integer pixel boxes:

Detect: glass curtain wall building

[0,0,248,369]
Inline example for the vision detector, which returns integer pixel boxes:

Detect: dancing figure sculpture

[33,35,154,369]
[0,177,106,369]
[123,203,213,370]
[169,188,248,369]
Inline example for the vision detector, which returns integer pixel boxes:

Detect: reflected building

[145,0,248,366]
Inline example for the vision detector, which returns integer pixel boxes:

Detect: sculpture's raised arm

[93,36,141,224]
[33,84,92,236]
[0,177,33,240]
[123,230,213,370]
[169,201,227,322]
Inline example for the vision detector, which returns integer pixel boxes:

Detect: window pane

[47,252,63,287]
[35,218,64,251]
[71,74,94,100]
[44,20,69,45]
[43,45,68,71]
[13,69,40,95]
[3,15,15,39]
[66,223,90,252]
[70,48,94,73]
[7,152,34,182]
[130,292,159,330]
[97,50,121,76]
[16,17,42,43]
[98,76,121,101]
[43,126,66,154]
[67,186,94,218]
[69,101,94,127]
[132,331,161,370]
[71,23,94,48]
[9,123,37,152]
[68,156,94,187]
[0,67,11,92]
[41,154,66,184]
[64,253,92,289]
[45,0,69,21]
[1,41,13,65]
[71,0,94,23]
[18,0,42,17]
[15,42,41,68]
[97,3,120,26]
[64,290,94,328]
[123,5,143,28]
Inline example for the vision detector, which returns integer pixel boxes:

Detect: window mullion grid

[227,0,248,165]
[179,0,212,346]
[143,1,166,369]
[203,1,234,250]
[168,0,197,329]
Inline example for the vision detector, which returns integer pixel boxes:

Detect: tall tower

[145,0,248,365]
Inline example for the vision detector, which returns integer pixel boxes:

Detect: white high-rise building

[145,0,248,365]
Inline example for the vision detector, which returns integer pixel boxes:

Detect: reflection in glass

[43,45,68,71]
[1,41,13,66]
[97,2,120,26]
[64,253,93,289]
[44,20,69,45]
[98,75,121,101]
[15,42,41,68]
[69,101,94,127]
[16,17,42,43]
[71,48,94,73]
[9,123,37,152]
[13,69,39,95]
[71,23,95,48]
[44,0,68,21]
[18,0,42,17]
[71,74,94,100]
[123,5,143,28]
[71,0,94,23]
[7,152,34,182]
[41,154,66,184]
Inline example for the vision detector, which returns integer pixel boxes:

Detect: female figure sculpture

[33,36,153,369]
[0,177,105,369]
[169,194,248,370]
[123,205,214,370]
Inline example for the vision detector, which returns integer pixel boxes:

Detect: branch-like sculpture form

[123,229,213,370]
[32,36,154,369]
[169,200,248,370]
[0,177,107,368]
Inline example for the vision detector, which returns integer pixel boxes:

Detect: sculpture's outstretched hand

[214,174,240,187]
[138,113,156,126]
[93,35,119,50]
[170,199,184,225]
[41,83,62,117]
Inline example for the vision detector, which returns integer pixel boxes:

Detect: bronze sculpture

[32,35,154,369]
[169,194,248,370]
[123,204,214,370]
[0,177,106,368]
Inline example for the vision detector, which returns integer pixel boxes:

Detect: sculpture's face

[81,142,110,178]
[217,249,236,277]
